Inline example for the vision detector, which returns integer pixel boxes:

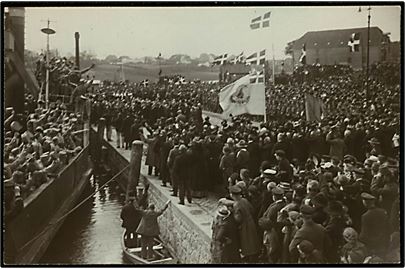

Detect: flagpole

[272,43,275,86]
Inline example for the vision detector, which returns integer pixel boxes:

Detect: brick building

[287,27,396,70]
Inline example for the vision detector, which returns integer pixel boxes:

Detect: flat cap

[300,205,315,215]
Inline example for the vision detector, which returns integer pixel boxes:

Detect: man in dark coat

[211,207,241,263]
[247,135,261,177]
[120,195,142,245]
[173,145,192,205]
[289,205,331,262]
[258,187,287,263]
[359,192,390,257]
[230,185,261,262]
[275,150,293,181]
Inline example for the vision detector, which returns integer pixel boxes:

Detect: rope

[18,163,131,252]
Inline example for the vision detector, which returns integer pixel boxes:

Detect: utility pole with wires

[40,19,56,108]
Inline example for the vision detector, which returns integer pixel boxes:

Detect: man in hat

[258,187,286,263]
[120,192,143,246]
[211,206,241,263]
[324,200,349,263]
[229,185,260,262]
[219,146,236,195]
[359,192,390,257]
[172,145,192,205]
[136,201,170,260]
[235,140,250,173]
[274,150,293,181]
[289,205,331,262]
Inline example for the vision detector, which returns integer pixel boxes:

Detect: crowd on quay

[4,94,85,218]
[87,62,400,264]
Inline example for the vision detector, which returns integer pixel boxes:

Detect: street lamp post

[41,19,56,109]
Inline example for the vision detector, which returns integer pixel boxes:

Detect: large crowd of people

[4,94,85,218]
[5,52,400,264]
[87,61,400,264]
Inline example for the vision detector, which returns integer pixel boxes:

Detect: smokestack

[75,32,80,69]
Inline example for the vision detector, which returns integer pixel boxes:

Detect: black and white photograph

[2,2,403,266]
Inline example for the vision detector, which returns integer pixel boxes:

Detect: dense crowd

[35,54,95,104]
[10,52,400,264]
[4,94,85,218]
[88,63,400,264]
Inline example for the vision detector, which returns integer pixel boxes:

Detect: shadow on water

[39,166,131,265]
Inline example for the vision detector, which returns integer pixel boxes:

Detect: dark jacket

[120,202,142,232]
[289,220,331,259]
[211,214,241,263]
[359,207,390,252]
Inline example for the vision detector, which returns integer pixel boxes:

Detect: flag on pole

[231,52,245,64]
[219,74,265,118]
[246,49,266,65]
[348,33,360,52]
[299,44,306,65]
[305,93,323,122]
[212,54,228,66]
[250,11,271,29]
[249,70,265,84]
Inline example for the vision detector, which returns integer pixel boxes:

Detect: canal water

[40,167,130,265]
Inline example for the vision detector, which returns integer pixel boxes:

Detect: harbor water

[40,168,130,265]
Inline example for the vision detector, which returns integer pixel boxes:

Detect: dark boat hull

[5,146,92,265]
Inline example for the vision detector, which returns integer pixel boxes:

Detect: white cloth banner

[219,75,265,119]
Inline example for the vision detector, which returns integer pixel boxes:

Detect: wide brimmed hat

[236,140,247,148]
[216,206,230,218]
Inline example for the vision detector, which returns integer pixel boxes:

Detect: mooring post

[126,140,143,201]
[96,118,105,163]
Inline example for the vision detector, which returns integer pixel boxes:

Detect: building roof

[290,27,385,50]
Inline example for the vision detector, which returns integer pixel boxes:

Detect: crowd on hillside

[87,63,400,264]
[4,94,85,218]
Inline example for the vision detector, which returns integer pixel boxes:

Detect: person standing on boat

[120,192,142,246]
[136,200,171,260]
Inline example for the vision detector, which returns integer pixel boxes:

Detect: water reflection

[40,169,129,265]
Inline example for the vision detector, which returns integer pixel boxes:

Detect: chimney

[75,32,80,69]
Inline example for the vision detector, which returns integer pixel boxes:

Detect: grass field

[91,63,220,82]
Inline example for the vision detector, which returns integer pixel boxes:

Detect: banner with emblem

[218,74,265,118]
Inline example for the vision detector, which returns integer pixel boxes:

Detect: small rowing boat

[121,232,177,264]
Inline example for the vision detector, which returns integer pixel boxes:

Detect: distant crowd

[87,62,400,264]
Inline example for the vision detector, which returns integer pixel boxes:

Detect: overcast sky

[24,6,401,60]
